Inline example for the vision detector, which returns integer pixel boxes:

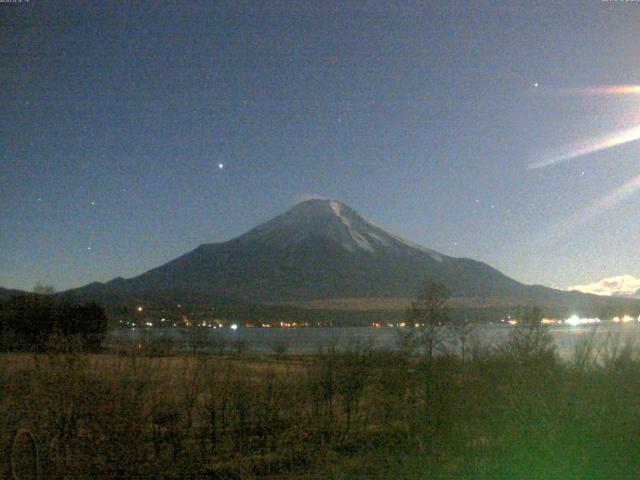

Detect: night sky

[3,1,640,292]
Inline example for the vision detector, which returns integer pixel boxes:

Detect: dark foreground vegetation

[2,318,640,479]
[0,295,108,352]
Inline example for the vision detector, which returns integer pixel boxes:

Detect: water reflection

[108,322,640,359]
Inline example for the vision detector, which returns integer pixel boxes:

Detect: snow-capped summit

[63,198,529,302]
[235,199,442,260]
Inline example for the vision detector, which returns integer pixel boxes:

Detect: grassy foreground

[2,332,640,479]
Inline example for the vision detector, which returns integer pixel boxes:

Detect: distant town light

[230,323,238,330]
[566,315,581,326]
[565,315,600,326]
[136,306,143,312]
[612,315,634,323]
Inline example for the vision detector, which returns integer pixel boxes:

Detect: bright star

[218,163,224,169]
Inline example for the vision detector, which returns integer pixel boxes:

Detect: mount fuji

[61,199,640,316]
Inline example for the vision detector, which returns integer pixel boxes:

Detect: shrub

[0,295,108,351]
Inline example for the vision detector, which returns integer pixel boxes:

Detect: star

[90,201,96,206]
[87,246,92,251]
[218,163,224,169]
[533,82,540,88]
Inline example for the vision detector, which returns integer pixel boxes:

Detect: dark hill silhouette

[0,287,29,300]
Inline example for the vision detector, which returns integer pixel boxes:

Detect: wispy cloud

[568,274,640,297]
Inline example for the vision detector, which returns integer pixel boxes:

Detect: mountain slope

[61,199,640,316]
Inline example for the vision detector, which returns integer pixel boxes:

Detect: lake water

[108,322,640,360]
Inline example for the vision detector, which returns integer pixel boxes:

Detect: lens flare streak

[530,124,640,169]
[558,85,640,96]
[543,174,640,243]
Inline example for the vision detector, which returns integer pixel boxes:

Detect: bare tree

[449,316,476,364]
[504,305,556,365]
[402,281,450,362]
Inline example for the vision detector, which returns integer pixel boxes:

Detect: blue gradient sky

[2,1,640,291]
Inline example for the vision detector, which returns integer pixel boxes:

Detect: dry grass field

[4,328,640,479]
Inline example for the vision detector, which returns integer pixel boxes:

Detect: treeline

[0,295,108,351]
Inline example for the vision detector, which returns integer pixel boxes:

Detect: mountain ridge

[59,199,640,317]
